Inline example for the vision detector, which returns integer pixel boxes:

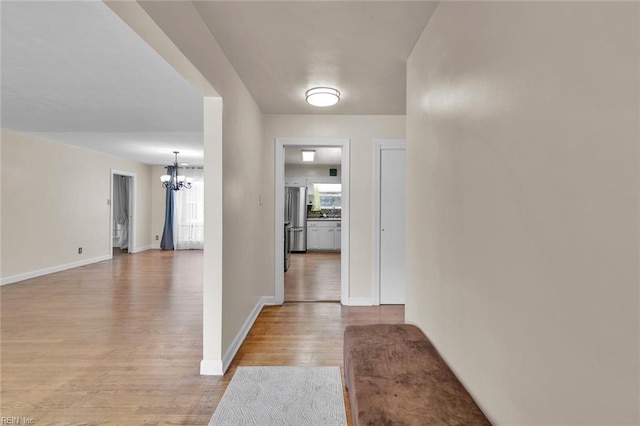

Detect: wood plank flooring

[285,252,341,302]
[1,250,404,425]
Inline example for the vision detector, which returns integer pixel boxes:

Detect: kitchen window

[311,183,342,210]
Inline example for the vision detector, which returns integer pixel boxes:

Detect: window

[174,168,204,250]
[313,183,342,210]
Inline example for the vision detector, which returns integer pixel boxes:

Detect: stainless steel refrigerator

[285,186,307,252]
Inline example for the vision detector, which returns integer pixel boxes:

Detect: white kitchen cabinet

[307,176,341,186]
[307,225,319,249]
[318,227,335,249]
[307,221,340,251]
[285,176,307,187]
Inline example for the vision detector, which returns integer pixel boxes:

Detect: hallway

[1,250,402,425]
[284,252,341,302]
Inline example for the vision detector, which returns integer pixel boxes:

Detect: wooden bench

[344,324,490,425]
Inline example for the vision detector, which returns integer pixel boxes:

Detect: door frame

[274,137,350,305]
[110,169,137,256]
[373,139,406,305]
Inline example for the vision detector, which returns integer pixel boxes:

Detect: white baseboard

[344,297,373,306]
[221,296,276,373]
[1,255,112,286]
[200,359,224,376]
[130,245,153,254]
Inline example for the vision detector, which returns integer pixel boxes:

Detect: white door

[379,148,406,304]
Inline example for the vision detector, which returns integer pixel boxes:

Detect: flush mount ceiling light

[160,151,193,191]
[305,87,340,107]
[301,150,316,162]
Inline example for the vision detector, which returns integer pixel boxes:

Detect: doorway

[111,170,136,256]
[283,147,342,302]
[275,138,350,305]
[373,139,406,305]
[285,252,341,301]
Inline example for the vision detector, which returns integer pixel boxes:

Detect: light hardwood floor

[285,252,341,302]
[1,250,404,425]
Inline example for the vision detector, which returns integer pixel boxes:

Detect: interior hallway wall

[265,114,405,301]
[1,129,153,282]
[406,2,639,424]
[130,1,273,371]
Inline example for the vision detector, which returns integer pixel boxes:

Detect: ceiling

[0,1,204,166]
[285,147,342,165]
[1,1,438,165]
[194,1,438,115]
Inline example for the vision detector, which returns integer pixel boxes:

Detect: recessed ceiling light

[305,87,340,107]
[302,150,316,162]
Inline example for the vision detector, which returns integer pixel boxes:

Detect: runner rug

[208,366,347,426]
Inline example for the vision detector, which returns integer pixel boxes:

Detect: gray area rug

[209,366,348,426]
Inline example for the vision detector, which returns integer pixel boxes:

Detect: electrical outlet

[155,235,159,241]
[78,247,83,254]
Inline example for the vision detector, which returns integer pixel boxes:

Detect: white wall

[1,129,153,282]
[0,133,3,281]
[285,164,341,178]
[406,2,639,424]
[121,1,273,372]
[265,115,405,300]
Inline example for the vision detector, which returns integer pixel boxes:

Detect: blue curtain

[160,166,175,250]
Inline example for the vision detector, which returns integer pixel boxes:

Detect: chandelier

[160,151,192,191]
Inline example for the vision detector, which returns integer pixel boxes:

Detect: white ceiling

[194,1,438,115]
[285,147,342,165]
[1,1,204,165]
[1,1,438,165]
